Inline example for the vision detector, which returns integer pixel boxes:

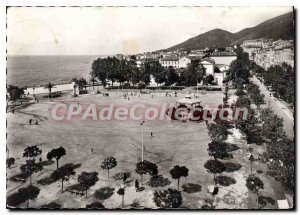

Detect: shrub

[86,202,105,209]
[256,170,263,174]
[9,172,31,183]
[112,172,131,181]
[37,177,56,185]
[40,160,55,166]
[94,187,115,200]
[147,175,171,187]
[153,189,182,208]
[40,202,61,209]
[182,183,202,193]
[224,162,242,172]
[7,192,27,207]
[215,176,236,186]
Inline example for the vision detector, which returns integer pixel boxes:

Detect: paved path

[251,76,294,138]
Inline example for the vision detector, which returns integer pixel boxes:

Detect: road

[251,76,294,138]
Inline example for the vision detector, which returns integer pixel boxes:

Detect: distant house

[115,54,124,61]
[179,57,191,68]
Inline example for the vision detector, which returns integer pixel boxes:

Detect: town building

[159,56,191,69]
[253,40,294,69]
[201,58,215,75]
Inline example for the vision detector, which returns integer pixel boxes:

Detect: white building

[159,56,191,69]
[201,58,215,75]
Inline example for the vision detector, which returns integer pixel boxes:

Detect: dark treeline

[252,62,294,105]
[226,46,251,85]
[90,57,209,88]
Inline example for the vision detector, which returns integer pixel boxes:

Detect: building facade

[159,56,191,69]
[210,52,237,66]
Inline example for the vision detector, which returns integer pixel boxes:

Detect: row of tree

[252,62,294,105]
[90,57,209,88]
[233,75,294,208]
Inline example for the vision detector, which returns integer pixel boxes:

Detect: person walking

[29,119,32,125]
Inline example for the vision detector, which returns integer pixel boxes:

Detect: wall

[210,56,237,66]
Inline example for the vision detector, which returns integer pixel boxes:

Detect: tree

[135,161,147,182]
[23,145,42,159]
[249,155,255,175]
[6,157,15,169]
[47,146,66,169]
[261,110,285,144]
[135,160,158,183]
[205,74,215,85]
[204,159,226,183]
[170,165,189,190]
[44,82,55,98]
[227,47,251,84]
[78,171,99,198]
[101,157,117,178]
[18,185,40,208]
[76,77,88,90]
[153,188,182,208]
[7,85,24,106]
[90,76,97,89]
[50,165,75,193]
[117,187,125,208]
[251,93,265,110]
[246,176,264,208]
[20,159,43,185]
[207,123,228,142]
[166,66,179,86]
[208,141,232,160]
[263,137,294,191]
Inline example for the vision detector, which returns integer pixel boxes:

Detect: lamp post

[140,121,145,161]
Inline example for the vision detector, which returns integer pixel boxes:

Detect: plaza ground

[6,89,288,209]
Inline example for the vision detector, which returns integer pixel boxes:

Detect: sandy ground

[6,90,288,209]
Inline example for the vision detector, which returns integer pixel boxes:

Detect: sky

[7,6,293,55]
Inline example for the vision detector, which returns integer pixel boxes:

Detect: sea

[7,55,108,87]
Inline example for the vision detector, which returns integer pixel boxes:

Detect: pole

[142,122,144,162]
[196,80,198,95]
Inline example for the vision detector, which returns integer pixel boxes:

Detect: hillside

[165,11,294,51]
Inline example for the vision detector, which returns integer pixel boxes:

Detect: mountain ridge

[165,11,294,51]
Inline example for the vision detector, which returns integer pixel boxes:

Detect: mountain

[165,11,294,51]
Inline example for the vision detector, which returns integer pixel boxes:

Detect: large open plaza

[6,89,288,209]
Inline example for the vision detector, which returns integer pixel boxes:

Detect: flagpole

[141,121,144,162]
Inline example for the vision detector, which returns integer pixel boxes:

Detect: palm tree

[44,82,55,98]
